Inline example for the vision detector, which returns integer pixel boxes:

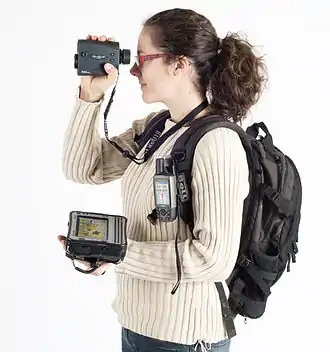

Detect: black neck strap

[142,99,209,162]
[105,98,209,164]
[98,74,210,164]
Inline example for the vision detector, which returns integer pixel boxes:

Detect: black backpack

[134,111,302,338]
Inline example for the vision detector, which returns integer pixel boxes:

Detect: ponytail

[209,32,268,123]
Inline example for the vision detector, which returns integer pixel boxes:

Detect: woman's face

[130,29,178,104]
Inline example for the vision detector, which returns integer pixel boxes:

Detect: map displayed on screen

[76,217,107,241]
[155,180,170,205]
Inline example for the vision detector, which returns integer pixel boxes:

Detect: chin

[141,92,159,104]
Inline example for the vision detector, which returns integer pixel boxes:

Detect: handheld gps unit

[65,211,128,274]
[153,157,178,222]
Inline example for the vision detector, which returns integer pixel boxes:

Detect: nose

[130,63,141,77]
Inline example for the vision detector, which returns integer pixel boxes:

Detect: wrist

[79,86,103,103]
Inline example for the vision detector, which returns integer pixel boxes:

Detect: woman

[59,8,267,352]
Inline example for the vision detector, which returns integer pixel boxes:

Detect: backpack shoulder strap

[170,115,254,234]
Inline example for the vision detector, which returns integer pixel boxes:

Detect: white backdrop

[5,0,330,351]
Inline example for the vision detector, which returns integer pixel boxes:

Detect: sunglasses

[134,53,167,67]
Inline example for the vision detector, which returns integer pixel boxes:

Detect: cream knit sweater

[62,94,250,345]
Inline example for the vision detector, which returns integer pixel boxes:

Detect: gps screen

[76,216,108,241]
[155,179,170,205]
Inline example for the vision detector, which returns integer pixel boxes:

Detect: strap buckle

[172,150,186,162]
[238,256,251,267]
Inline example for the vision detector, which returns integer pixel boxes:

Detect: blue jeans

[121,328,231,352]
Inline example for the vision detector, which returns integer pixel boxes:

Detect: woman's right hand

[79,34,119,102]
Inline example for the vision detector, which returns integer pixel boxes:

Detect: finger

[104,63,114,74]
[93,267,107,276]
[57,235,67,251]
[99,35,107,42]
[90,262,110,275]
[99,262,113,270]
[57,235,66,245]
[92,268,102,276]
[86,34,92,39]
[91,35,98,40]
[107,36,116,42]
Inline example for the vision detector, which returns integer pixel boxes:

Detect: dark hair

[143,8,268,123]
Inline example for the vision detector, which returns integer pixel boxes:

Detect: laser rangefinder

[74,39,131,76]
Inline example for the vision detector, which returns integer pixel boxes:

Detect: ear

[172,56,192,76]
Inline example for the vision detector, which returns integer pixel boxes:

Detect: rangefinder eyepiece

[74,39,131,76]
